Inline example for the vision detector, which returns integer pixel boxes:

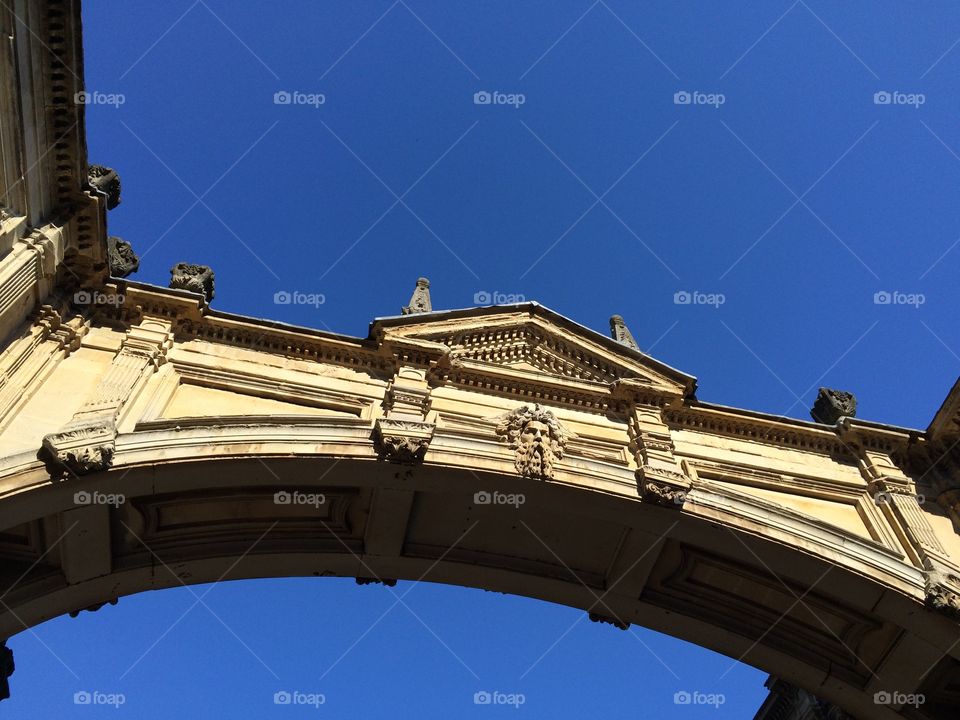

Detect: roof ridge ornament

[810,387,857,425]
[402,277,432,315]
[609,314,639,351]
[170,263,215,304]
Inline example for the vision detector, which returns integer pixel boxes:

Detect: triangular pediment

[374,304,696,399]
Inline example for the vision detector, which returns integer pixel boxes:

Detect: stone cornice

[76,283,930,461]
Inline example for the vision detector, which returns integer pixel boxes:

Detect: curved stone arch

[1,436,958,720]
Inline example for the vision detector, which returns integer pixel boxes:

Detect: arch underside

[1,448,957,720]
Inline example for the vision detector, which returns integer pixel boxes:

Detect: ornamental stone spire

[609,314,638,350]
[402,277,432,315]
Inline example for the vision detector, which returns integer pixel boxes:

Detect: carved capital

[495,404,571,480]
[41,421,116,476]
[373,418,435,464]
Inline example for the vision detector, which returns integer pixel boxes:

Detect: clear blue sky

[8,1,960,716]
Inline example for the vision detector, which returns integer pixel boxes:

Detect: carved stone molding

[383,380,430,416]
[40,421,116,476]
[373,418,435,464]
[495,404,571,480]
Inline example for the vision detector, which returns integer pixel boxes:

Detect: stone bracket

[637,465,691,508]
[924,569,960,620]
[373,418,435,464]
[40,420,117,476]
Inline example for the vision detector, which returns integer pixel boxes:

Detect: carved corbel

[373,418,435,464]
[924,569,960,620]
[637,466,691,508]
[41,420,116,476]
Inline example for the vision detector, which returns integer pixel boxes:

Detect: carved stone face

[518,420,549,476]
[496,405,570,480]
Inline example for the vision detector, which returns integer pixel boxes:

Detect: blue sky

[7,1,960,716]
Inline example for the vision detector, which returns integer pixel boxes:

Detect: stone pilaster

[41,318,173,475]
[0,304,85,431]
[842,422,960,617]
[373,365,435,464]
[628,401,690,507]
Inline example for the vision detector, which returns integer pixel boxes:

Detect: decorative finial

[402,277,432,315]
[609,315,639,351]
[810,388,857,424]
[169,263,215,303]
